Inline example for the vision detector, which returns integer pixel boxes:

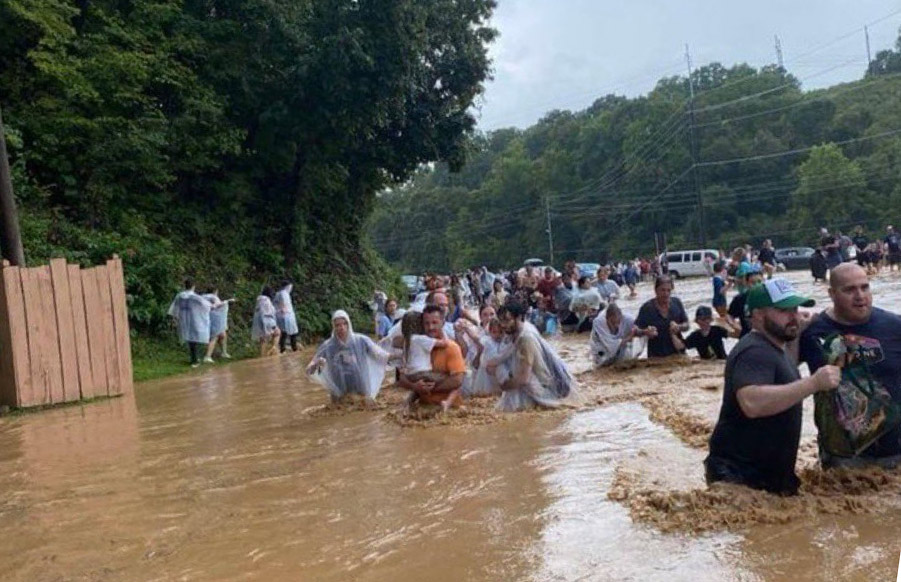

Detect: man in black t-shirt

[819,227,842,271]
[799,263,901,467]
[706,279,840,495]
[757,239,776,278]
[884,225,901,271]
[852,225,869,267]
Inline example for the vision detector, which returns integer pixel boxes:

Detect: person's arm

[397,371,434,394]
[434,372,464,392]
[738,366,839,418]
[671,330,686,352]
[434,342,466,392]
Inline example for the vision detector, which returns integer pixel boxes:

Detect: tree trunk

[0,105,25,266]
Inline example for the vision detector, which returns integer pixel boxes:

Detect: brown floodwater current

[2,270,901,581]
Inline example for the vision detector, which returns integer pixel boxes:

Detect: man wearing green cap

[706,278,841,495]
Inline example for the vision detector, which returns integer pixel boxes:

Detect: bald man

[799,263,901,468]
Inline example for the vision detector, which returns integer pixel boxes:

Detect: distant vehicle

[659,249,719,278]
[400,275,420,300]
[775,247,815,271]
[576,262,601,278]
[523,258,546,268]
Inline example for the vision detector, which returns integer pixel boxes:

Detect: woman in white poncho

[489,301,577,411]
[589,303,646,367]
[168,278,213,367]
[202,287,234,363]
[306,310,391,404]
[252,286,281,357]
[274,279,301,353]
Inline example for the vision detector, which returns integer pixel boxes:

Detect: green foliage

[2,0,496,344]
[369,56,901,269]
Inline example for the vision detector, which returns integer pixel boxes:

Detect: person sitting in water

[590,303,645,367]
[466,317,512,397]
[306,310,391,405]
[488,300,576,412]
[397,305,466,412]
[395,310,450,385]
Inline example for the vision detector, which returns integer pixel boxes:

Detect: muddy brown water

[2,270,901,581]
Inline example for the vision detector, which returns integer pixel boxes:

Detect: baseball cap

[746,279,815,313]
[695,306,713,319]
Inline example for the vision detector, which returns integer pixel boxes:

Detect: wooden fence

[0,256,133,408]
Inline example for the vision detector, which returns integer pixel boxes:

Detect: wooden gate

[0,256,132,408]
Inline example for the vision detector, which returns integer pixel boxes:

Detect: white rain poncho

[589,310,645,367]
[168,291,212,344]
[496,322,577,412]
[569,287,603,315]
[309,310,391,400]
[274,284,299,335]
[465,332,512,397]
[251,295,278,341]
[203,293,229,337]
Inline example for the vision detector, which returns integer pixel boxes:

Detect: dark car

[775,247,815,271]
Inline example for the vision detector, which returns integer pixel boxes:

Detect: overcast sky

[476,0,901,130]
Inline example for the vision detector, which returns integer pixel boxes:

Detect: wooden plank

[0,264,30,407]
[20,268,50,406]
[36,266,65,404]
[49,259,80,402]
[95,267,119,395]
[68,265,95,399]
[82,267,109,397]
[107,257,133,395]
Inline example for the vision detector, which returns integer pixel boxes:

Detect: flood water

[1,270,900,581]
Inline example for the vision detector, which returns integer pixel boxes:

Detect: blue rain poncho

[309,310,391,400]
[589,310,644,367]
[203,293,229,337]
[168,290,212,344]
[496,322,577,412]
[251,295,278,341]
[274,284,299,336]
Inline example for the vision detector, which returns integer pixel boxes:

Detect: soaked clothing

[635,298,688,358]
[685,327,728,360]
[590,311,642,367]
[310,311,390,400]
[727,292,751,338]
[497,323,575,412]
[706,332,802,495]
[800,309,901,464]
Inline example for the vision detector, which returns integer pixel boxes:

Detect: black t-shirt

[852,234,869,251]
[685,327,729,360]
[799,308,901,460]
[758,247,776,265]
[706,332,803,494]
[635,297,688,358]
[885,232,901,253]
[728,292,751,338]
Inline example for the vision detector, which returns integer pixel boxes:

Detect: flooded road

[1,270,900,581]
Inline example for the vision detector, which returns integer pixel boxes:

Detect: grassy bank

[131,334,258,383]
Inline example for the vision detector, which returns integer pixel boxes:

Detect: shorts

[889,251,901,265]
[857,252,870,266]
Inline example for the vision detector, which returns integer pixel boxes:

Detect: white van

[659,249,719,278]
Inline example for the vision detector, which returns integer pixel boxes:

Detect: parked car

[775,247,815,271]
[400,275,421,300]
[659,249,719,278]
[576,262,601,278]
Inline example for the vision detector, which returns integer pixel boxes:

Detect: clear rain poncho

[168,290,212,344]
[203,293,229,337]
[274,284,299,336]
[309,310,391,400]
[589,310,645,367]
[251,295,278,341]
[465,332,512,397]
[496,322,577,412]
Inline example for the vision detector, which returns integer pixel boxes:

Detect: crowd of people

[166,222,901,498]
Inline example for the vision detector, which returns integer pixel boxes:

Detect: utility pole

[544,194,555,266]
[865,25,872,69]
[0,104,25,267]
[685,44,707,247]
[774,35,784,69]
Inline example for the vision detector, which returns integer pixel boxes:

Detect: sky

[476,0,901,130]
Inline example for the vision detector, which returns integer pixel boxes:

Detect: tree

[790,144,875,232]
